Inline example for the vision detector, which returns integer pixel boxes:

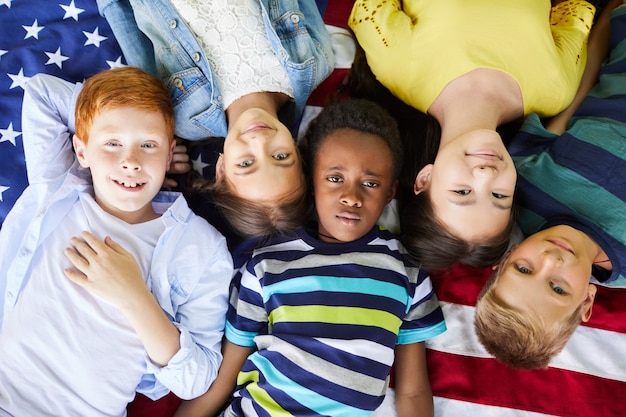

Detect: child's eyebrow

[323,166,384,177]
[448,198,512,210]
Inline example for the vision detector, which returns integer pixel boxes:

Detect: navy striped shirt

[225,226,446,416]
[509,8,626,288]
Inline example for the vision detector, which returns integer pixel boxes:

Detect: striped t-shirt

[225,226,446,416]
[508,8,626,288]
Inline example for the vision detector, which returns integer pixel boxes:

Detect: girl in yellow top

[349,0,596,270]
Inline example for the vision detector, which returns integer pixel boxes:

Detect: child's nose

[341,186,362,207]
[121,150,141,170]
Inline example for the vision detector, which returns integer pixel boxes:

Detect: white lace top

[171,0,295,109]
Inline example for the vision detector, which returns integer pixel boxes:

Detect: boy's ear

[414,164,433,195]
[73,135,90,168]
[167,139,176,167]
[581,283,597,322]
[215,153,225,182]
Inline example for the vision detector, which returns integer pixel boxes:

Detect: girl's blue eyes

[237,153,290,167]
[238,160,253,167]
[515,264,531,274]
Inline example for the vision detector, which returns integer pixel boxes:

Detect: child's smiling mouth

[114,179,146,189]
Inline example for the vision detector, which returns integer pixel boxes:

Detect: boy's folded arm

[148,226,235,400]
[22,74,82,183]
[393,342,434,417]
[173,340,254,417]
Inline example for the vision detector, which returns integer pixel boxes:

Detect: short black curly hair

[299,98,403,181]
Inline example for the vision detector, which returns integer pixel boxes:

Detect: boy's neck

[96,196,159,225]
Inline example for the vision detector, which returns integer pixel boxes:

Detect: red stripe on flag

[427,350,624,417]
[322,0,355,28]
[306,69,350,107]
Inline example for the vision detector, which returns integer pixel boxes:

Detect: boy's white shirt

[0,195,163,415]
[0,74,234,415]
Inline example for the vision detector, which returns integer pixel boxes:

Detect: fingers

[169,161,191,174]
[163,177,180,189]
[168,139,191,175]
[172,145,189,162]
[64,265,88,285]
[64,232,115,266]
[103,235,126,255]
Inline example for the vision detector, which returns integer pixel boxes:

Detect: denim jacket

[97,0,334,139]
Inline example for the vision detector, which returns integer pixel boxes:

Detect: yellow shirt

[349,0,595,117]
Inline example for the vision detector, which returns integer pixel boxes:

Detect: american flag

[0,0,124,228]
[2,1,626,416]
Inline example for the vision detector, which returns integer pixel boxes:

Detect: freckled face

[74,107,173,224]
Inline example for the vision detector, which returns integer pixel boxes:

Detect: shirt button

[174,78,183,88]
[169,19,177,29]
[290,14,300,24]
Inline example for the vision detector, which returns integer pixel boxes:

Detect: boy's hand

[64,231,149,309]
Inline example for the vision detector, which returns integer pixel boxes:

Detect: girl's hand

[164,137,191,188]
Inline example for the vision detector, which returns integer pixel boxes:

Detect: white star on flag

[8,68,30,90]
[0,123,21,146]
[61,0,84,21]
[107,56,125,68]
[84,27,107,47]
[23,19,44,40]
[192,154,210,175]
[0,0,11,8]
[0,186,9,202]
[45,47,69,69]
[0,50,7,61]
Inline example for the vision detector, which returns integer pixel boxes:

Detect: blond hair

[474,269,584,370]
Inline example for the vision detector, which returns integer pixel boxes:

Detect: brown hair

[75,66,174,144]
[474,267,584,370]
[347,39,517,270]
[400,192,517,271]
[191,167,311,238]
